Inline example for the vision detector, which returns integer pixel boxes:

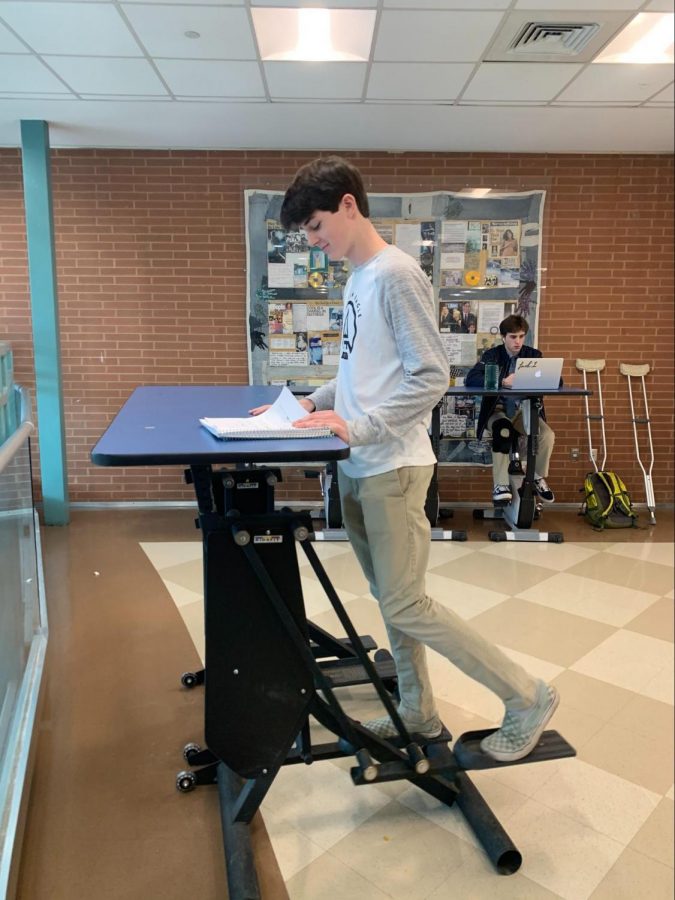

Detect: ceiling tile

[515,0,642,8]
[0,20,27,52]
[122,4,256,59]
[557,63,674,102]
[0,2,142,56]
[252,0,376,6]
[374,10,505,62]
[463,62,583,101]
[0,54,73,92]
[264,61,367,99]
[644,0,674,10]
[384,0,509,7]
[645,81,674,102]
[367,62,474,100]
[154,59,265,97]
[44,56,168,96]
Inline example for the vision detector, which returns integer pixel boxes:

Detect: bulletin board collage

[245,188,545,465]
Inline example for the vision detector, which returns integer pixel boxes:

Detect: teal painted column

[20,120,69,525]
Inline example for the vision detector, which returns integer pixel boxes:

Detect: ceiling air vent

[509,22,600,56]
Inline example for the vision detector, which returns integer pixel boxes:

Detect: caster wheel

[473,509,485,520]
[489,531,506,542]
[183,742,202,763]
[176,771,197,793]
[550,533,564,544]
[181,672,198,688]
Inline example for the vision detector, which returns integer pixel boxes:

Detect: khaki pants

[338,465,538,727]
[487,405,555,487]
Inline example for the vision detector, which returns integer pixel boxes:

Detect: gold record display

[464,270,481,287]
[308,271,325,289]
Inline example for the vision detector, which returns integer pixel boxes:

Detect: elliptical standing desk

[92,385,576,900]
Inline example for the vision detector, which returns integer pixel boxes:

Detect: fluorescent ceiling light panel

[252,7,376,61]
[594,12,674,63]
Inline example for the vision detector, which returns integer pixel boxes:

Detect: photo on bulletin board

[245,188,546,464]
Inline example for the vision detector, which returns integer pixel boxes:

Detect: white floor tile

[532,757,660,845]
[425,571,509,620]
[516,572,660,627]
[161,578,203,609]
[260,805,326,881]
[139,540,202,570]
[571,630,674,697]
[478,541,600,572]
[604,542,674,568]
[507,799,625,900]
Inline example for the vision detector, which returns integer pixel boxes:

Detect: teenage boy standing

[253,156,558,761]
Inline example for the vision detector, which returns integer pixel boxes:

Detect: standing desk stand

[445,387,589,543]
[92,386,576,900]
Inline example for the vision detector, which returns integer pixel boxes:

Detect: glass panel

[0,438,40,770]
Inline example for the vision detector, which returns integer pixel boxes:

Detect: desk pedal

[318,655,397,687]
[338,724,452,756]
[310,635,377,656]
[453,729,575,770]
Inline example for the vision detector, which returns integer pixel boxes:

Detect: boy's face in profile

[503,330,527,355]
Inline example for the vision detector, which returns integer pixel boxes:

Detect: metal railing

[0,386,48,898]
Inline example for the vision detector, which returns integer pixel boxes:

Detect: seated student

[466,315,556,505]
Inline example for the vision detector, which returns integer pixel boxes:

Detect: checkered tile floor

[141,538,674,900]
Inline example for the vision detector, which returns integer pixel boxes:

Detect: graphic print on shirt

[341,295,360,360]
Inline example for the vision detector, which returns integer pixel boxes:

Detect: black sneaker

[492,484,512,504]
[534,476,554,503]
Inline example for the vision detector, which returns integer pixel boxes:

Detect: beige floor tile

[427,850,562,900]
[604,542,674,568]
[625,596,674,642]
[161,578,203,610]
[397,772,530,852]
[426,647,504,721]
[628,797,674,868]
[261,805,326,882]
[262,761,390,852]
[516,572,660,627]
[155,557,203,594]
[608,693,674,745]
[480,758,564,800]
[499,646,565,683]
[566,551,674,597]
[426,540,480,569]
[667,784,674,800]
[477,541,601,572]
[330,801,476,900]
[431,553,556,595]
[550,670,638,722]
[305,553,372,596]
[139,540,202,571]
[469,599,616,667]
[310,596,390,652]
[571,630,673,698]
[531,757,660,845]
[579,722,674,795]
[300,575,358,618]
[641,661,674,705]
[425,570,509,619]
[506,799,624,900]
[550,702,605,751]
[589,846,674,900]
[297,541,354,568]
[286,850,391,899]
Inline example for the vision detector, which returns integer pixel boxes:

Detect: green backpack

[581,471,638,530]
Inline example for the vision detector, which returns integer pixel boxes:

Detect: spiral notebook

[199,386,333,441]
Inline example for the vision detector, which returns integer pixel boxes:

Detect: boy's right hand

[501,374,515,389]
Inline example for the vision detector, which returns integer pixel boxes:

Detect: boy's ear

[340,193,358,216]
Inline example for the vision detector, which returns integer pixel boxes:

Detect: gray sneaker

[363,714,442,741]
[480,681,559,762]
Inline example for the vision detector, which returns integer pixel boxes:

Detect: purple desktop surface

[91,385,350,467]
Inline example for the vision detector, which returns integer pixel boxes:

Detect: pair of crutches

[575,359,656,525]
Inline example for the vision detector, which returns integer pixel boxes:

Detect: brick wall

[0,149,672,507]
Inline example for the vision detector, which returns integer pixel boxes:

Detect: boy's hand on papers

[501,374,515,389]
[294,411,349,443]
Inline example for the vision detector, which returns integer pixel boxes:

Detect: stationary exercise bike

[474,398,562,543]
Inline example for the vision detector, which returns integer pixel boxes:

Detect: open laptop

[511,357,563,390]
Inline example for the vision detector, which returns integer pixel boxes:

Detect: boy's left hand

[293,411,349,443]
